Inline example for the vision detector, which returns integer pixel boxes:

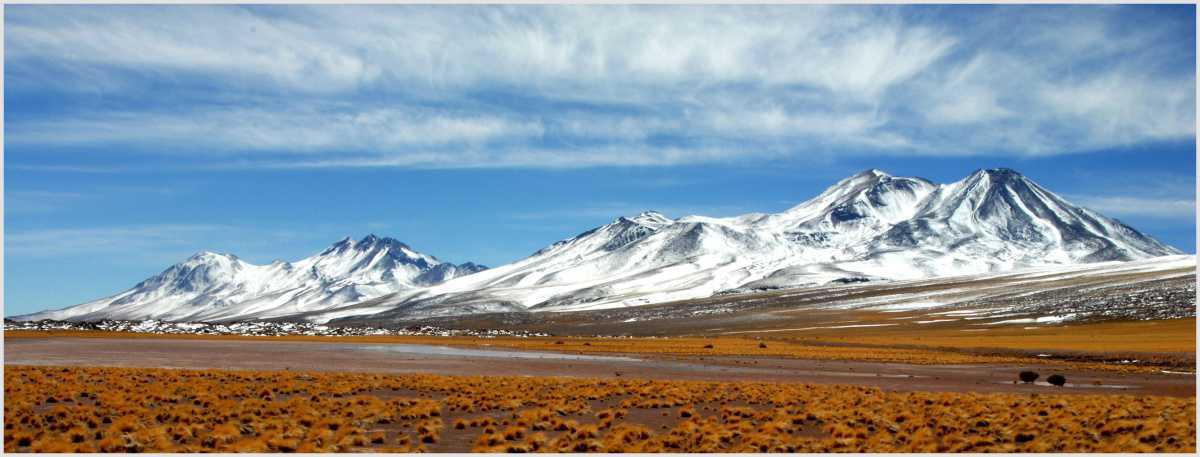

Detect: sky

[4,4,1196,316]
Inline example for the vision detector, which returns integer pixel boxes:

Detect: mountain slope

[304,168,1182,323]
[16,235,486,322]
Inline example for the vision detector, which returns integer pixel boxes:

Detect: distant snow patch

[980,313,1077,325]
[722,323,897,334]
[872,302,948,312]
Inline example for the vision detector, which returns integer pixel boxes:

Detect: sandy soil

[5,336,1192,397]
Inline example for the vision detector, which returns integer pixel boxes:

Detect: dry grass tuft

[3,365,1194,453]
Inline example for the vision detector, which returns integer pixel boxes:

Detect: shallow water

[337,344,924,379]
[995,381,1138,389]
[339,343,643,362]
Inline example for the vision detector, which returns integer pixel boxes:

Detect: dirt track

[5,336,1193,397]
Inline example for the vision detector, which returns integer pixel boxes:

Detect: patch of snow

[872,302,949,312]
[981,313,1077,326]
[722,323,898,334]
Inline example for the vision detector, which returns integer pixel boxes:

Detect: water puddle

[343,344,642,362]
[995,381,1138,389]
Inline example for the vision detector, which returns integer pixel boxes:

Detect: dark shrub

[758,342,768,349]
[703,344,714,349]
[1019,371,1039,383]
[1047,374,1066,387]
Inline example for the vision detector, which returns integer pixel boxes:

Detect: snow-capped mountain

[16,235,487,322]
[303,168,1183,323]
[16,168,1185,324]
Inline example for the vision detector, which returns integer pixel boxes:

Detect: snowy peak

[598,211,675,252]
[934,167,1042,214]
[783,169,935,223]
[970,167,1023,180]
[617,211,674,227]
[533,211,676,257]
[848,167,891,182]
[308,234,443,279]
[767,169,937,249]
[845,174,936,223]
[356,234,411,252]
[882,168,1181,262]
[322,234,427,259]
[355,234,438,266]
[18,235,487,322]
[188,250,238,261]
[925,168,1072,232]
[456,262,489,273]
[925,168,1038,220]
[134,250,247,294]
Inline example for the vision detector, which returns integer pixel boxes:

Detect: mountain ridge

[17,235,487,322]
[15,168,1185,323]
[302,167,1181,322]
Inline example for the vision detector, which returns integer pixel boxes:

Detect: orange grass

[778,316,1197,354]
[3,365,1195,453]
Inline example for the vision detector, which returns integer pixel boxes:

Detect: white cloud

[1036,73,1196,151]
[5,224,232,257]
[1069,196,1195,220]
[9,107,545,153]
[5,186,187,214]
[6,7,380,94]
[5,191,91,214]
[510,202,759,221]
[922,55,1013,125]
[4,164,129,173]
[254,145,766,170]
[4,5,1194,169]
[1061,173,1196,220]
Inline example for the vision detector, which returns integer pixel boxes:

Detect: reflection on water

[994,381,1138,389]
[333,343,930,379]
[342,344,643,362]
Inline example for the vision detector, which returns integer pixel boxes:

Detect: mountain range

[16,168,1183,323]
[19,235,486,322]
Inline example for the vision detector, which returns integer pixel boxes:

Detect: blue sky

[4,4,1195,316]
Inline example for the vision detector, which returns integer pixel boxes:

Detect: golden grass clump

[3,364,1195,453]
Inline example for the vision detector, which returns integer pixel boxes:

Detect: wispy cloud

[5,186,187,213]
[1063,170,1196,220]
[5,164,130,173]
[5,224,232,257]
[1070,196,1195,220]
[7,107,546,153]
[5,191,92,214]
[510,202,762,221]
[4,5,1194,170]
